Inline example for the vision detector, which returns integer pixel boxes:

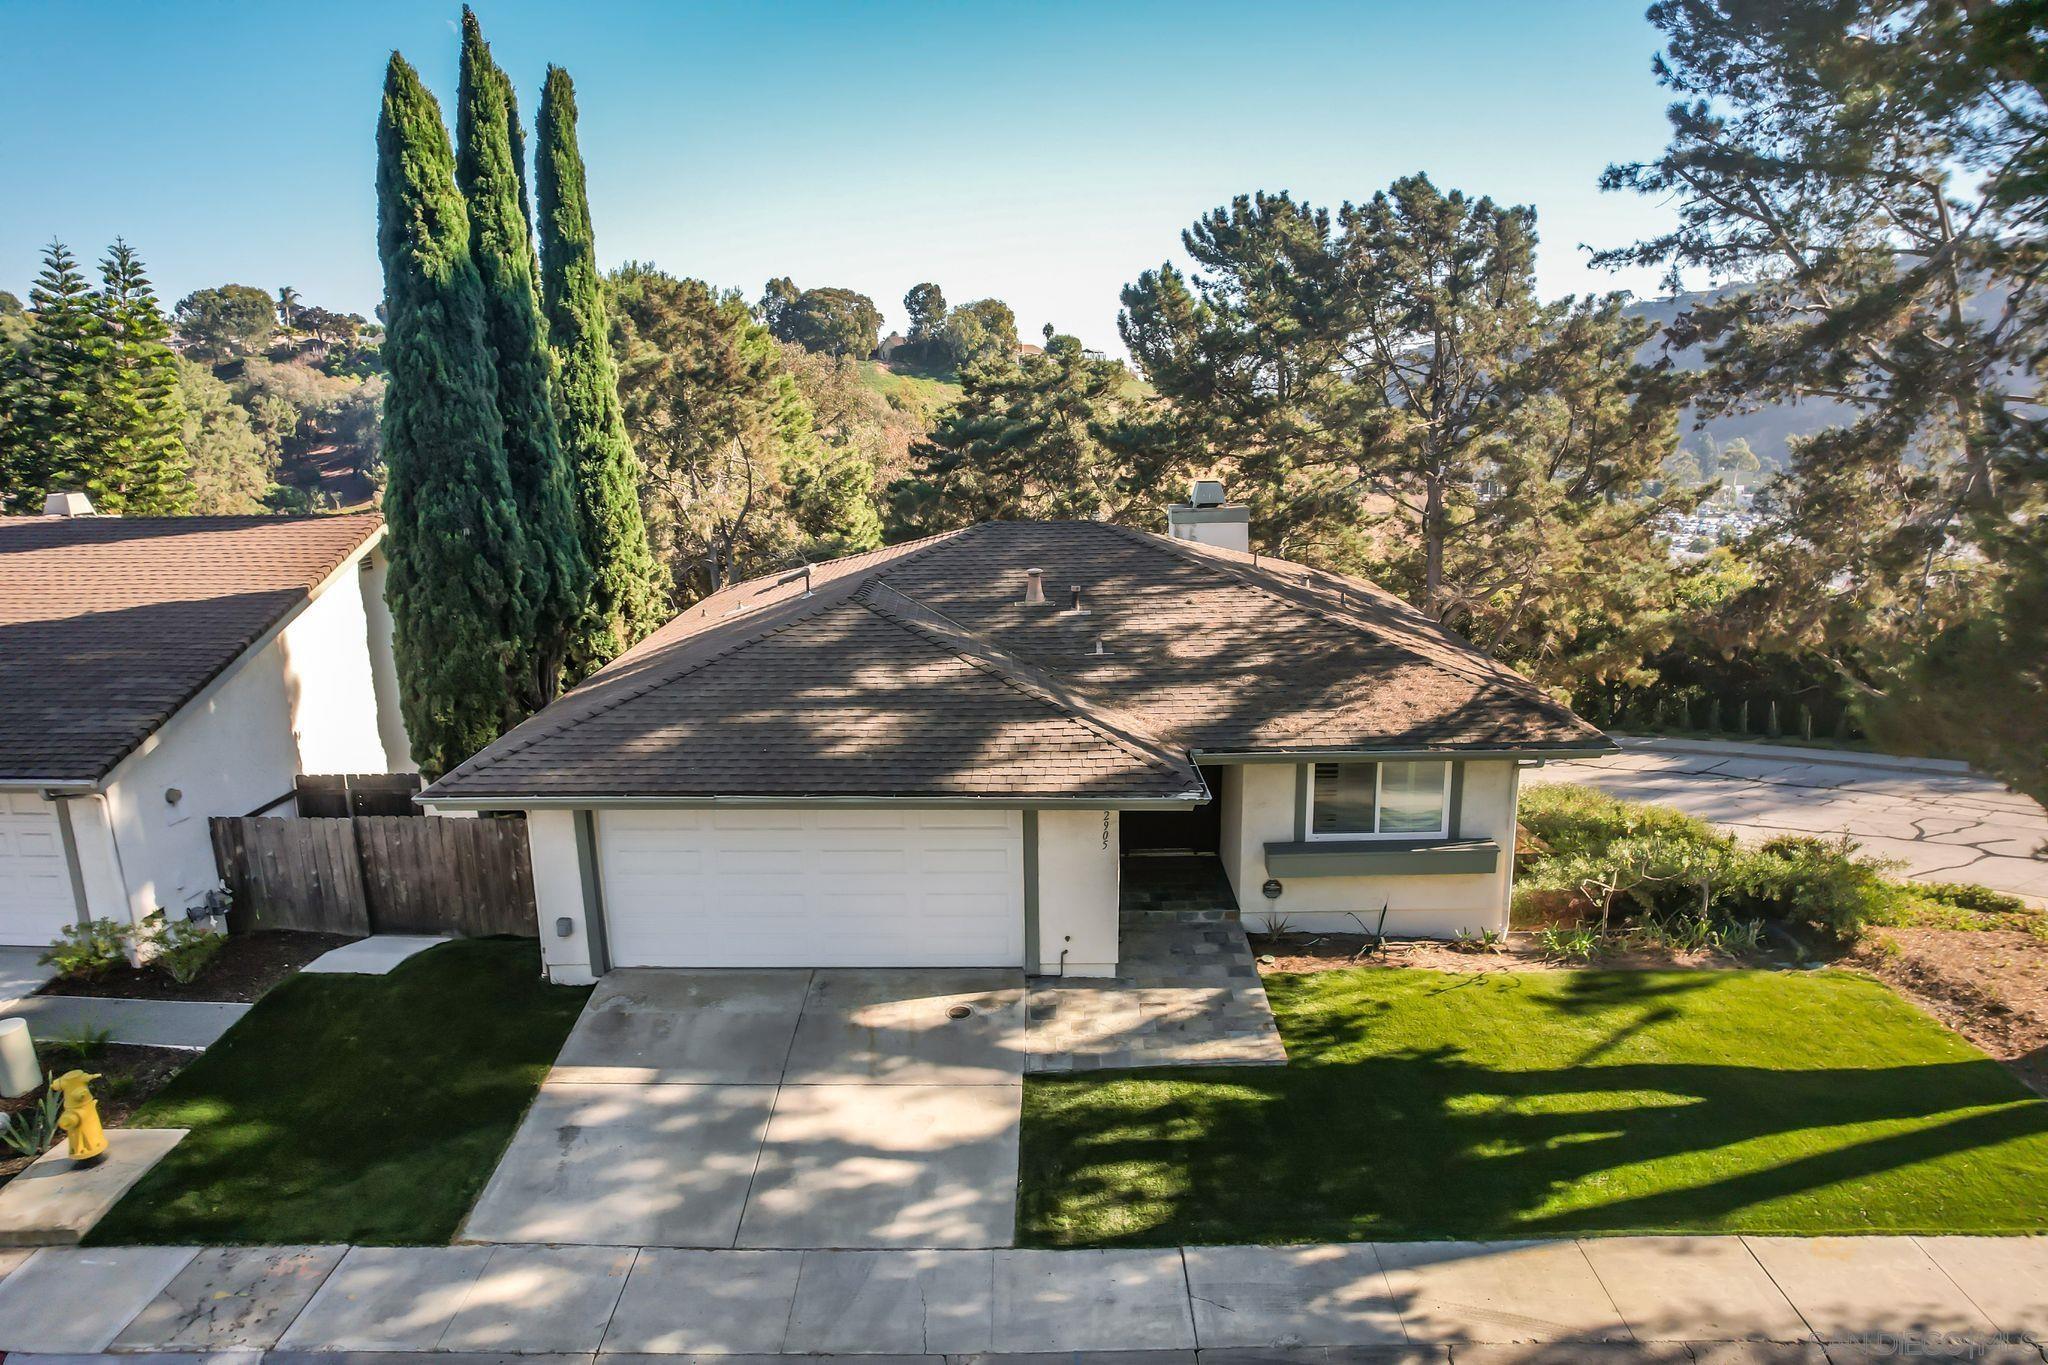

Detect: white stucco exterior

[1033,808,1120,977]
[528,808,594,985]
[1218,758,1521,938]
[0,536,414,945]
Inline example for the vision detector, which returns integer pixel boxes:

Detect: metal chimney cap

[42,491,97,517]
[1189,477,1227,508]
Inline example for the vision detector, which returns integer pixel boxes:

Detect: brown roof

[0,513,386,784]
[426,521,1607,804]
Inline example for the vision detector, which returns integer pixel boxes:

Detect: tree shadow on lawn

[1019,1049,2048,1247]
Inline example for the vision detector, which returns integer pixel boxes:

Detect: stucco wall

[1034,808,1120,977]
[528,808,594,985]
[95,544,410,925]
[1219,759,1520,937]
[357,545,416,773]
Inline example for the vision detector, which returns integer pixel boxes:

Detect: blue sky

[0,1,1685,354]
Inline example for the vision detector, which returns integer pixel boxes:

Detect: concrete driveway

[1528,738,2048,907]
[461,968,1026,1250]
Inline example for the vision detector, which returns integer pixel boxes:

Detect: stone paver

[2,995,248,1049]
[0,1127,186,1246]
[781,969,1025,1086]
[275,1245,496,1352]
[1742,1236,2002,1343]
[1182,1243,1406,1348]
[736,1081,1021,1249]
[2,1236,2048,1357]
[991,1248,1197,1353]
[460,1082,777,1246]
[549,969,809,1085]
[1026,857,1286,1072]
[300,935,450,976]
[1371,1240,1633,1344]
[600,1248,802,1354]
[1529,739,2048,906]
[1579,1235,1813,1343]
[783,1248,996,1355]
[437,1244,635,1353]
[113,1244,345,1351]
[0,1245,198,1352]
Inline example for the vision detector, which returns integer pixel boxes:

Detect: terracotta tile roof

[426,520,1607,804]
[0,513,386,784]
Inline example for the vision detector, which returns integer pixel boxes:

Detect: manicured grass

[1019,968,2048,1246]
[89,938,589,1246]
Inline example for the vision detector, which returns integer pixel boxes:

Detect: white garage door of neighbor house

[0,792,78,947]
[597,806,1026,968]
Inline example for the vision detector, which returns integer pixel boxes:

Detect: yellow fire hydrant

[51,1071,107,1165]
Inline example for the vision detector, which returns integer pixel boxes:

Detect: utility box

[1166,479,1250,552]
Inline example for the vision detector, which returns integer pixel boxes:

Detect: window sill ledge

[1264,838,1500,878]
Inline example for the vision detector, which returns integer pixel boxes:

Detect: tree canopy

[759,278,883,359]
[172,283,276,359]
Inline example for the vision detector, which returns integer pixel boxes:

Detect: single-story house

[0,501,412,946]
[420,495,1612,983]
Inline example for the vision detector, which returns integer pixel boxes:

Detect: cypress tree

[536,63,667,674]
[0,242,100,511]
[90,241,191,513]
[455,9,589,708]
[376,51,531,777]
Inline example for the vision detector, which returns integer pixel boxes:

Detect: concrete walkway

[0,994,249,1049]
[1529,737,2048,907]
[0,1236,2043,1357]
[301,933,450,975]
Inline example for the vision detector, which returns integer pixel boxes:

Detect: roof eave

[1189,740,1619,763]
[417,790,1208,812]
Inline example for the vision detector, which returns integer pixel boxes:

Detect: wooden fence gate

[210,815,538,938]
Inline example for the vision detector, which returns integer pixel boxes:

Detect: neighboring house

[0,502,412,947]
[420,493,1611,984]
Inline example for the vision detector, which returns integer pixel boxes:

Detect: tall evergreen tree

[89,241,191,513]
[376,51,532,777]
[455,9,589,707]
[536,63,666,671]
[0,242,99,511]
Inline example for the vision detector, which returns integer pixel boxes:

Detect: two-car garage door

[597,807,1025,968]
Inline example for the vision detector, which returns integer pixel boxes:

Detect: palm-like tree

[276,285,300,329]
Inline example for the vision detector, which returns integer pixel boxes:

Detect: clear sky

[0,1,1685,355]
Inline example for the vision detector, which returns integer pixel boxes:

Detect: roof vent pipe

[1069,585,1082,612]
[1024,568,1045,605]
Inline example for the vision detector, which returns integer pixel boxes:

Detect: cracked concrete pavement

[1526,740,2048,908]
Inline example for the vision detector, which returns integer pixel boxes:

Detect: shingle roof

[426,520,1607,804]
[0,513,386,784]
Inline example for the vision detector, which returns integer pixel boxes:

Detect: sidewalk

[1,1235,2043,1358]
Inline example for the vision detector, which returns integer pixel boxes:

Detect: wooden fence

[210,815,538,938]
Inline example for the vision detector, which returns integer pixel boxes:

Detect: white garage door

[597,806,1025,968]
[0,792,78,947]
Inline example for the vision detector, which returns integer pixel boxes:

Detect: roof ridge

[854,582,1199,787]
[1099,521,1559,705]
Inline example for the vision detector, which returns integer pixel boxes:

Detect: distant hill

[1623,289,1854,468]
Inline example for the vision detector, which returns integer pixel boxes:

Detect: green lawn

[89,938,589,1246]
[1019,968,2048,1246]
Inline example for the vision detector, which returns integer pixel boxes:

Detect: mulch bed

[37,930,356,1003]
[0,1044,193,1187]
[1249,929,1767,975]
[1852,927,2048,1097]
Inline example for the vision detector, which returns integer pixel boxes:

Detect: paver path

[1529,739,2048,907]
[0,1235,2042,1357]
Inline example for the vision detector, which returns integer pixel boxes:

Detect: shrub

[1517,784,1723,861]
[1916,882,2030,916]
[46,1023,112,1064]
[1538,924,1602,961]
[138,912,225,985]
[1731,835,1903,939]
[0,1093,61,1158]
[38,919,129,980]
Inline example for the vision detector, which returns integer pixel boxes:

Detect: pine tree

[455,9,589,708]
[536,63,666,672]
[376,51,532,777]
[89,241,191,513]
[0,242,100,511]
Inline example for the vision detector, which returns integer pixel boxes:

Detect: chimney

[1165,477,1249,553]
[42,491,97,518]
[1023,568,1046,606]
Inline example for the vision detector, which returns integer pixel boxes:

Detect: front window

[1309,760,1449,839]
